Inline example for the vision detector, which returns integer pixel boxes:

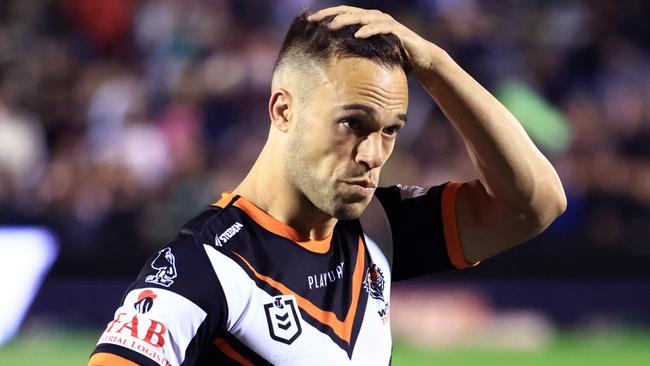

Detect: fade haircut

[273,10,413,81]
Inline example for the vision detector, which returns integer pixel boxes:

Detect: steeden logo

[215,222,244,247]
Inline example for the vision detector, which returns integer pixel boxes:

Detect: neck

[232,142,337,241]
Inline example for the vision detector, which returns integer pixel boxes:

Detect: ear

[268,88,292,133]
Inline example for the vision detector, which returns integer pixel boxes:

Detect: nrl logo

[264,295,302,345]
[145,247,177,288]
[364,263,385,303]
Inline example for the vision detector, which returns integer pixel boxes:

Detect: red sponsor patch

[102,312,172,365]
[99,332,173,366]
[105,313,167,347]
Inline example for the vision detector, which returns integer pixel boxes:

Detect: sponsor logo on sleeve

[264,295,302,345]
[100,312,171,366]
[134,290,157,314]
[145,247,177,287]
[364,263,390,324]
[214,222,244,247]
[98,289,207,366]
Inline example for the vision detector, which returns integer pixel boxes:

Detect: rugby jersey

[89,182,474,366]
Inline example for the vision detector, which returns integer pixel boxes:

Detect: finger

[327,11,389,30]
[353,21,395,39]
[308,5,366,22]
[327,13,371,30]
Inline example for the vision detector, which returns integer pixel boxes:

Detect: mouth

[341,179,377,198]
[344,179,377,189]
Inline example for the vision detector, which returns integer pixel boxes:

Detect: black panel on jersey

[128,207,229,319]
[374,184,454,281]
[93,344,159,366]
[103,207,231,364]
[194,332,273,366]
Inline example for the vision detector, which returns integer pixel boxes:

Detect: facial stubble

[283,118,369,221]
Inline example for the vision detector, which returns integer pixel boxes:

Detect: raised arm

[310,6,566,263]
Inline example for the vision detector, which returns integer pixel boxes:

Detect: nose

[355,132,385,170]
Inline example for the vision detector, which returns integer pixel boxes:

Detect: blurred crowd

[0,0,648,277]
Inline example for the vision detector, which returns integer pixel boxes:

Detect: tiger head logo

[364,264,385,303]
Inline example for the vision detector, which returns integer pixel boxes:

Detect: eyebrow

[340,103,407,123]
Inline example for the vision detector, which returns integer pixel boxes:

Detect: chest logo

[364,264,385,303]
[264,295,302,345]
[145,247,177,288]
[365,263,390,323]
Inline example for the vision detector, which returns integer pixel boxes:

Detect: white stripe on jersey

[359,235,393,362]
[202,243,256,333]
[96,288,207,366]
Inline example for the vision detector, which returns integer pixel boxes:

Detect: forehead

[317,57,408,113]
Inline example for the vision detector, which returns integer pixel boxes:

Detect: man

[89,6,566,366]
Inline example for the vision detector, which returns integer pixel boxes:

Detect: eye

[340,118,362,131]
[383,125,401,137]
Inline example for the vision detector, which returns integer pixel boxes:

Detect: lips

[340,179,377,200]
[344,179,377,189]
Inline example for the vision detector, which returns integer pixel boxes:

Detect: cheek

[383,139,396,161]
[305,124,353,159]
[312,143,355,183]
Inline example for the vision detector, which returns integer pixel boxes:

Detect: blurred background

[0,0,649,364]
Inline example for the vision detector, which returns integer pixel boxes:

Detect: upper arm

[455,179,561,263]
[89,234,228,366]
[365,183,476,281]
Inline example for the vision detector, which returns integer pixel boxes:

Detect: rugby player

[89,6,566,366]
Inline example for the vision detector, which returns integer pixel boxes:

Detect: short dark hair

[274,10,412,75]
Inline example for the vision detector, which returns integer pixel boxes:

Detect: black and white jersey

[89,182,475,366]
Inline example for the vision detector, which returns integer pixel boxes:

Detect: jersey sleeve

[373,182,477,281]
[89,227,228,366]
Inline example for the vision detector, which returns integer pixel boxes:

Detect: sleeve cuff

[88,352,140,366]
[441,182,479,269]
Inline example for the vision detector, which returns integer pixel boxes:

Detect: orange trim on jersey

[212,192,332,254]
[441,182,479,269]
[214,338,254,366]
[233,237,365,344]
[213,193,232,209]
[88,352,139,366]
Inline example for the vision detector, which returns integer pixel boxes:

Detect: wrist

[412,43,452,80]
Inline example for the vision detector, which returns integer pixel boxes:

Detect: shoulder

[374,184,448,205]
[90,206,236,366]
[129,204,241,313]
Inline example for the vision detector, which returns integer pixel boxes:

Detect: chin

[332,201,369,220]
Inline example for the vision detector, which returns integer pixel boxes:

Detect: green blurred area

[393,331,650,366]
[0,329,99,366]
[1,329,650,365]
[496,80,572,154]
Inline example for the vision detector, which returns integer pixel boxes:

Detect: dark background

[1,0,649,331]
